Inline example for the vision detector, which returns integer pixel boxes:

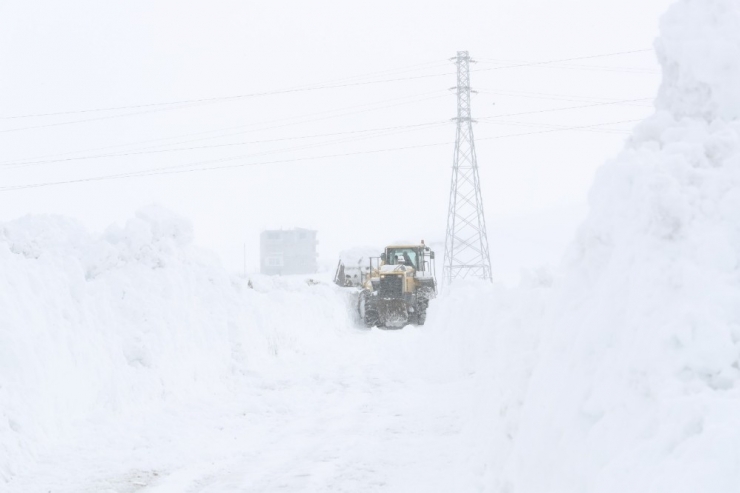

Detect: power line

[0,60,449,120]
[2,91,645,167]
[123,92,449,154]
[1,93,645,169]
[0,101,219,134]
[0,141,450,192]
[477,119,638,135]
[0,96,647,169]
[0,49,651,132]
[475,58,659,74]
[1,121,447,170]
[0,118,642,193]
[476,119,640,142]
[0,93,647,173]
[475,89,652,107]
[0,91,448,165]
[470,49,652,74]
[0,73,455,134]
[475,97,651,120]
[0,114,636,172]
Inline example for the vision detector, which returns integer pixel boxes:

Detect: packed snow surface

[0,208,547,491]
[4,0,740,491]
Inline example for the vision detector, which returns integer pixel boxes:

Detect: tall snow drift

[502,1,740,492]
[0,206,352,482]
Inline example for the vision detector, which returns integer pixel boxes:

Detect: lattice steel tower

[443,51,492,283]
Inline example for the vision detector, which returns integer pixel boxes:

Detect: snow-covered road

[0,210,538,492]
[8,321,503,493]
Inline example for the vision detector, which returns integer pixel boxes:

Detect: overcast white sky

[0,0,675,283]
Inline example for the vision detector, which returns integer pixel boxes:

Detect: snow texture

[500,1,740,491]
[0,206,353,485]
[655,0,740,121]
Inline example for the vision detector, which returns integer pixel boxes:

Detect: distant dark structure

[260,228,318,276]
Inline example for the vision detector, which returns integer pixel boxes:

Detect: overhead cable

[0,60,449,120]
[1,121,448,170]
[0,118,642,193]
[0,91,448,165]
[0,49,651,130]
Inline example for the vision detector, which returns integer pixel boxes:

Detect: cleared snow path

[0,211,542,492]
[8,323,499,493]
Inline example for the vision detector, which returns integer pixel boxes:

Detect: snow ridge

[0,206,351,483]
[501,1,740,491]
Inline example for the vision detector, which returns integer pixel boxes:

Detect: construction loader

[334,242,437,328]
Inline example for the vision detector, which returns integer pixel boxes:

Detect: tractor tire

[416,302,428,326]
[358,290,380,328]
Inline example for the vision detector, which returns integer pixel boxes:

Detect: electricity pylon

[443,51,492,283]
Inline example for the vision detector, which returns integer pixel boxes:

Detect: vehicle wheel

[416,302,428,326]
[364,309,380,328]
[359,290,380,328]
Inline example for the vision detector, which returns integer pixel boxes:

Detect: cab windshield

[386,248,419,270]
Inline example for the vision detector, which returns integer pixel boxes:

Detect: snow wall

[500,1,740,491]
[0,206,354,482]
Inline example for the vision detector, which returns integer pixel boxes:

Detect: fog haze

[0,0,674,283]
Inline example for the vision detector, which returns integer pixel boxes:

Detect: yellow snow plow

[334,242,437,328]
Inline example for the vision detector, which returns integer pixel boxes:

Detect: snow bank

[501,1,740,491]
[0,206,352,482]
[424,279,550,478]
[655,0,740,121]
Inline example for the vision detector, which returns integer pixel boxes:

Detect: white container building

[260,228,318,276]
